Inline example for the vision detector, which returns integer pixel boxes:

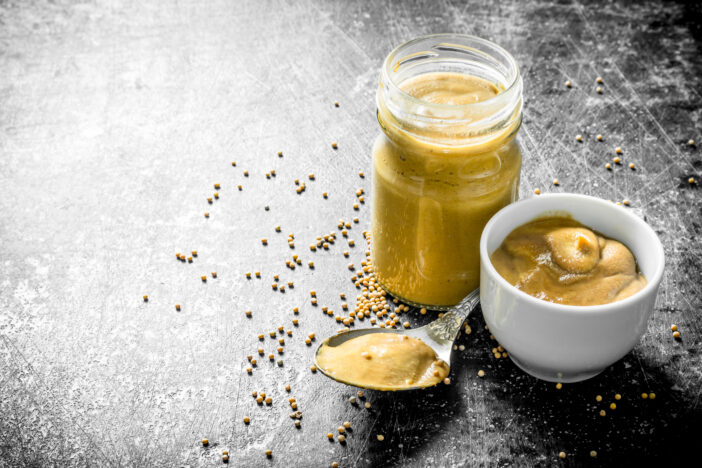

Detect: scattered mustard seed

[559,451,566,459]
[605,163,612,170]
[610,403,616,410]
[478,370,485,377]
[689,177,696,184]
[673,331,681,339]
[553,178,559,186]
[175,304,181,311]
[613,156,621,164]
[204,212,209,217]
[231,161,236,166]
[338,435,346,443]
[623,199,630,206]
[596,86,602,94]
[597,134,603,141]
[688,139,695,146]
[556,383,563,390]
[534,188,541,195]
[143,295,148,302]
[590,450,597,458]
[377,434,385,441]
[596,76,603,83]
[332,142,338,149]
[671,324,678,332]
[311,365,317,372]
[576,134,582,142]
[202,439,209,446]
[615,394,622,400]
[243,416,250,424]
[565,80,571,87]
[649,393,656,399]
[599,410,606,416]
[265,450,272,457]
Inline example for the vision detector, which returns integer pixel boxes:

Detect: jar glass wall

[371,34,524,309]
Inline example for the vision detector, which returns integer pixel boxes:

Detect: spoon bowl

[314,289,481,391]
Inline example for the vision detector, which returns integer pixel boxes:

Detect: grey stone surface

[1,0,700,466]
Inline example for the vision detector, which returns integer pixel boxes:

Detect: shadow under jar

[371,34,524,310]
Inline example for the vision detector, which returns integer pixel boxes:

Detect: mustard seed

[327,433,334,440]
[596,76,603,83]
[265,450,272,457]
[688,139,695,146]
[605,163,612,170]
[590,450,597,458]
[204,212,210,217]
[609,403,616,410]
[143,295,148,302]
[596,395,603,402]
[338,435,346,443]
[689,177,695,184]
[576,134,582,142]
[565,80,571,88]
[243,416,250,424]
[673,331,681,339]
[232,161,237,166]
[596,86,602,94]
[311,365,317,372]
[649,393,656,399]
[175,304,181,311]
[202,439,209,446]
[556,383,563,390]
[553,178,559,185]
[599,410,606,416]
[332,142,338,149]
[615,394,622,400]
[478,370,485,377]
[534,188,541,195]
[597,134,603,141]
[613,156,621,164]
[559,451,566,459]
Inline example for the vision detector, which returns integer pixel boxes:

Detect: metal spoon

[314,288,481,391]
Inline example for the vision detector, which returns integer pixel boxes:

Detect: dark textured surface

[1,0,701,466]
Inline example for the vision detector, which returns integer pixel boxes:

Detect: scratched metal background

[1,0,700,466]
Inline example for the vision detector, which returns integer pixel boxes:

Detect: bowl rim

[479,193,665,314]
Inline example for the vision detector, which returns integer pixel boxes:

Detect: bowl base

[509,354,604,383]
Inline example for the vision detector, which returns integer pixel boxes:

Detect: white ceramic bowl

[479,193,665,383]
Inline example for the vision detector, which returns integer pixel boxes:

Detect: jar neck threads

[377,34,523,148]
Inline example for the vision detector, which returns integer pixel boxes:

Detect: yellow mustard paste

[316,333,449,390]
[490,216,647,305]
[372,72,521,308]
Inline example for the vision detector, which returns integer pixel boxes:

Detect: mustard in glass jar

[371,34,523,309]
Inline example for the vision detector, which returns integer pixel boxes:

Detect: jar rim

[381,33,521,112]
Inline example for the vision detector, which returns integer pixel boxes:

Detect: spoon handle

[426,288,481,344]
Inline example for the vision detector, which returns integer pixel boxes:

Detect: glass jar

[371,34,523,309]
